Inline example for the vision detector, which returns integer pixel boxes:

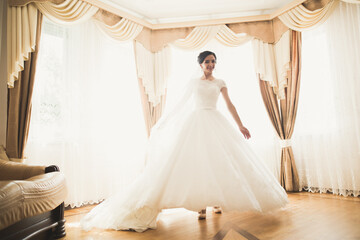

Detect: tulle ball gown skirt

[81,108,288,232]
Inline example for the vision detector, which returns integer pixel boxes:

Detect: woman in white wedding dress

[81,51,288,232]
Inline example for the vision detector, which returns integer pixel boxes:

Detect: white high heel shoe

[198,208,206,220]
[213,206,222,214]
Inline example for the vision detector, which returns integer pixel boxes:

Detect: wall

[0,0,7,147]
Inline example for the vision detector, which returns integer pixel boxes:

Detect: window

[27,17,147,207]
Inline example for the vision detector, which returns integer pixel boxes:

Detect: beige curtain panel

[7,3,38,88]
[279,0,339,31]
[6,11,43,159]
[279,30,301,191]
[94,17,143,42]
[258,30,301,191]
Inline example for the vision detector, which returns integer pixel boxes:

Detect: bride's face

[200,54,216,74]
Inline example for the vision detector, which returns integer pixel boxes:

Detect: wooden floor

[61,192,360,240]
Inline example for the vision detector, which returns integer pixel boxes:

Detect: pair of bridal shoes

[198,206,222,220]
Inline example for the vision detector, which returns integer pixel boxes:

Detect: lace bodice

[194,79,226,110]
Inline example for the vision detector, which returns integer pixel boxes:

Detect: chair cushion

[0,172,67,230]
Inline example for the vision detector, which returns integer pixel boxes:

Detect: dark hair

[197,51,217,64]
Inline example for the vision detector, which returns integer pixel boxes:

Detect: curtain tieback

[280,139,292,148]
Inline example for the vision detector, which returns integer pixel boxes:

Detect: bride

[81,51,288,232]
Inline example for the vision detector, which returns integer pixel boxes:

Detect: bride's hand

[239,126,251,139]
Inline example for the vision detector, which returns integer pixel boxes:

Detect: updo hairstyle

[197,51,217,64]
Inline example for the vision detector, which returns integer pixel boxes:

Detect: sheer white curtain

[26,17,147,207]
[293,2,360,196]
[167,39,280,178]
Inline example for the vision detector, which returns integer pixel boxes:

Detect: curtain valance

[173,25,221,50]
[8,0,63,6]
[8,0,354,87]
[216,25,253,47]
[279,0,339,31]
[35,0,98,25]
[94,18,143,42]
[10,0,357,56]
[146,21,279,53]
[342,0,360,3]
[172,24,252,50]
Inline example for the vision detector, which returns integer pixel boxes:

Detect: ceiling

[100,0,296,25]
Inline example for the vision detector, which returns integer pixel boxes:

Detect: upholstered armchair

[0,146,67,240]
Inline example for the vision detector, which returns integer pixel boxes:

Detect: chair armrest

[0,159,45,181]
[9,158,24,163]
[0,172,67,230]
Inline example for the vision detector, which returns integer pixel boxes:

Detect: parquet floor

[61,192,360,240]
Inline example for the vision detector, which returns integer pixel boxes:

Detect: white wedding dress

[81,78,288,232]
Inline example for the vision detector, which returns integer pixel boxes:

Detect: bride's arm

[221,87,251,139]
